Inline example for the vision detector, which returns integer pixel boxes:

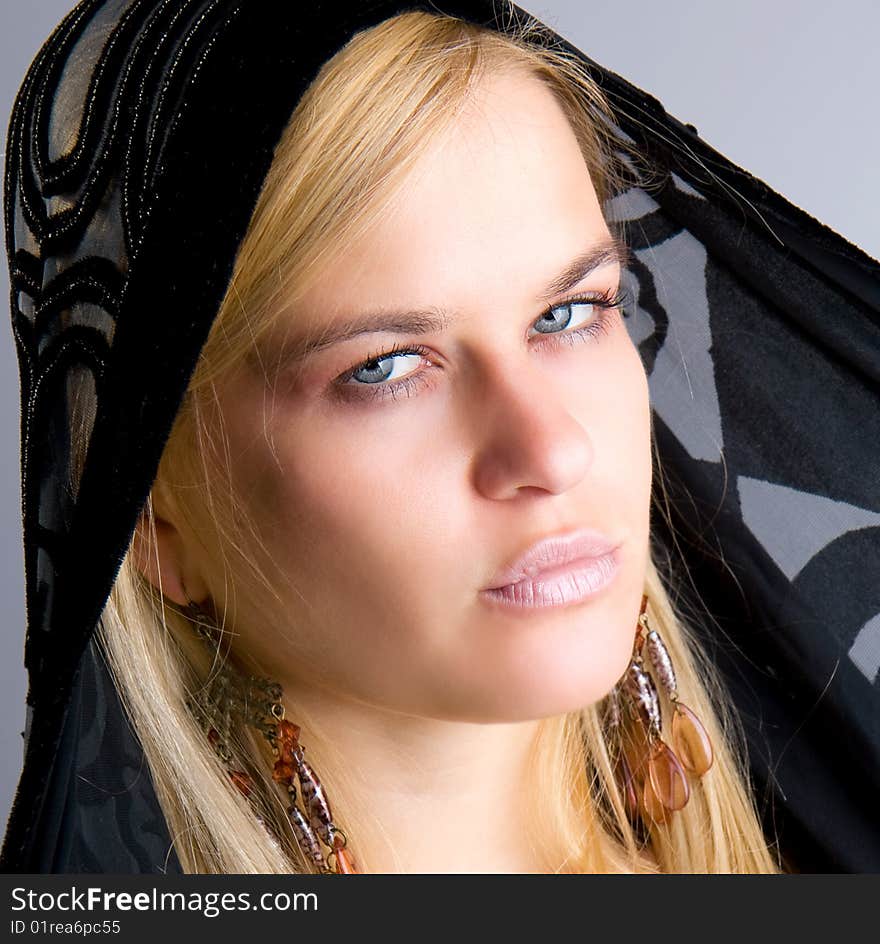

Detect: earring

[608,594,714,824]
[181,596,358,874]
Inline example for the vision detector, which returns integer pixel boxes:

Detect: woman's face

[215,69,652,722]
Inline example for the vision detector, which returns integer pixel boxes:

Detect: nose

[470,356,593,501]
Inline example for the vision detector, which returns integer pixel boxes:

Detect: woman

[119,32,766,873]
[3,0,878,873]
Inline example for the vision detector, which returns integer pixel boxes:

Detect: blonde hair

[99,7,780,873]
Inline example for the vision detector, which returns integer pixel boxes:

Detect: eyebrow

[267,235,629,368]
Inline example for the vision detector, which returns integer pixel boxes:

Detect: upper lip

[483,527,621,590]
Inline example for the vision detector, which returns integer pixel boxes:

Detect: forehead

[276,68,609,339]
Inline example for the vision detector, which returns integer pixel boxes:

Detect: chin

[413,585,642,723]
[434,661,634,724]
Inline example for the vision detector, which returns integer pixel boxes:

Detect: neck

[283,687,559,874]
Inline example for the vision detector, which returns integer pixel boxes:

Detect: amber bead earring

[610,595,714,823]
[181,595,357,874]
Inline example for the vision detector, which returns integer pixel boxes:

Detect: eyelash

[334,285,631,404]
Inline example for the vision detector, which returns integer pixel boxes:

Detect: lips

[483,527,621,591]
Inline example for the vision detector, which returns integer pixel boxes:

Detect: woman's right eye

[335,342,435,403]
[348,348,427,387]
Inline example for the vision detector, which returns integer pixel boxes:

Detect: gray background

[1,0,877,835]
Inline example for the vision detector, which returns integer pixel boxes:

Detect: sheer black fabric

[3,0,878,873]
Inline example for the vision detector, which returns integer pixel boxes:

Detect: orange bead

[277,719,301,745]
[272,761,295,783]
[647,739,690,811]
[334,847,357,874]
[671,703,714,776]
[621,719,651,782]
[229,769,252,797]
[640,774,669,823]
[333,836,358,874]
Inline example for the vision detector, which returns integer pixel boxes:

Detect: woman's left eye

[334,286,630,403]
[529,288,625,344]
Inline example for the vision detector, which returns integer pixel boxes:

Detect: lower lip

[480,550,620,610]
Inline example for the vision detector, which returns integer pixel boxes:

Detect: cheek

[615,342,653,513]
[246,404,457,609]
[611,345,651,480]
[565,325,652,492]
[269,420,439,526]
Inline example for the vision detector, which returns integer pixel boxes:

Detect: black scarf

[3,0,878,873]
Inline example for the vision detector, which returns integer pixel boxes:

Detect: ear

[130,500,209,607]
